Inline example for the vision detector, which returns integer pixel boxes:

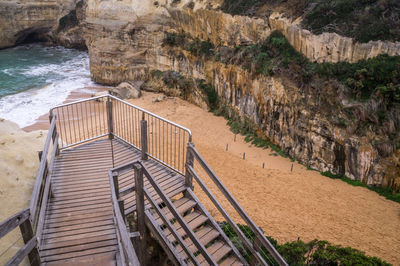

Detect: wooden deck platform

[40,138,186,265]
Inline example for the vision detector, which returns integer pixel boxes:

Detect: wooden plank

[0,208,30,238]
[42,224,115,241]
[48,196,111,210]
[42,245,118,262]
[43,229,116,246]
[43,219,114,235]
[45,210,113,226]
[186,189,246,264]
[41,234,117,251]
[41,239,118,258]
[144,210,186,266]
[46,206,112,221]
[43,251,117,266]
[48,202,111,215]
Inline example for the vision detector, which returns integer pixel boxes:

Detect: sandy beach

[12,90,400,264]
[127,92,400,264]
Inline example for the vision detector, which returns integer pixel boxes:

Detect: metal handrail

[50,95,192,175]
[50,95,192,138]
[187,143,288,266]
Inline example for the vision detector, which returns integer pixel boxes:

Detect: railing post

[140,114,148,160]
[134,163,146,264]
[107,97,114,139]
[185,143,194,190]
[19,217,40,266]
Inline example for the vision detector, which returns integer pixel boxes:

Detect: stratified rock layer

[0,0,76,48]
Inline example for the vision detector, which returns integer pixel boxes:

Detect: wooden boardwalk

[40,138,186,265]
[0,95,287,266]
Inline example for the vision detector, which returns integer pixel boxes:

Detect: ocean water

[0,44,94,127]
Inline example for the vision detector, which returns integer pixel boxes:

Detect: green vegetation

[315,55,400,104]
[220,222,390,265]
[165,31,400,106]
[220,0,400,43]
[321,171,400,203]
[303,0,400,43]
[150,70,219,108]
[162,31,400,197]
[214,104,290,158]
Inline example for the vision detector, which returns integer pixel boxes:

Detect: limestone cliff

[0,0,77,48]
[80,0,399,191]
[1,0,399,191]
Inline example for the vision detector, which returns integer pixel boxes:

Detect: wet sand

[22,91,400,264]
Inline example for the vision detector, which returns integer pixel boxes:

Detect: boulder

[110,81,143,99]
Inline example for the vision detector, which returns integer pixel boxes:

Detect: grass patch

[303,0,400,43]
[220,0,400,43]
[220,222,391,265]
[322,171,400,203]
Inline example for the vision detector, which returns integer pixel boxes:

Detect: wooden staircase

[0,95,287,266]
[145,188,245,265]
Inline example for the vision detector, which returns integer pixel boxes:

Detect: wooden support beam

[107,97,114,139]
[185,143,194,190]
[134,163,146,264]
[19,217,40,266]
[141,118,148,160]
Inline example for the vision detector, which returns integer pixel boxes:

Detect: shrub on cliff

[303,0,400,43]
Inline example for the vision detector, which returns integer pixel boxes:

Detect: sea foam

[0,45,94,128]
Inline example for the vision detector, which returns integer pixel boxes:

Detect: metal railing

[50,95,192,175]
[185,143,288,266]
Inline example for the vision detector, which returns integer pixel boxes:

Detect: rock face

[80,0,400,190]
[155,48,400,191]
[1,0,399,191]
[110,81,142,99]
[0,0,77,49]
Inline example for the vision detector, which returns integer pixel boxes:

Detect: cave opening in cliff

[15,27,52,45]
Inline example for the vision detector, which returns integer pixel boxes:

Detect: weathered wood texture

[40,138,187,265]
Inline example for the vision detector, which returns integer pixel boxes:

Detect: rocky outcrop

[170,9,400,63]
[53,0,86,49]
[110,81,142,99]
[269,13,400,63]
[0,0,76,49]
[154,48,400,190]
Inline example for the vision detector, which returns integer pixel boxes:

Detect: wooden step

[152,197,197,222]
[161,211,209,243]
[219,256,243,266]
[186,241,233,265]
[176,225,220,257]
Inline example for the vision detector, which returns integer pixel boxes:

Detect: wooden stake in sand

[234,134,236,142]
[226,144,228,151]
[243,152,245,160]
[291,163,293,172]
[262,162,265,169]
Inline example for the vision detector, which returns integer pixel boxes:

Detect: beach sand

[0,119,46,265]
[19,90,400,264]
[127,92,400,264]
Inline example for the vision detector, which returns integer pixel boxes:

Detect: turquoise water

[0,44,93,127]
